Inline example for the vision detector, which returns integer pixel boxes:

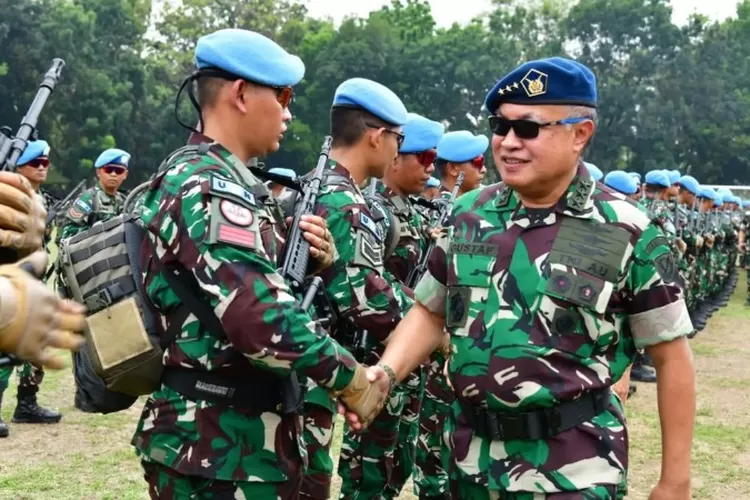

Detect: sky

[304,0,740,27]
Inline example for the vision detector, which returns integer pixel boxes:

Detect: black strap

[82,275,138,313]
[462,388,611,441]
[76,254,131,286]
[70,231,127,262]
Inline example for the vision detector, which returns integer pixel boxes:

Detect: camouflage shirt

[414,165,693,493]
[131,135,357,482]
[58,184,125,240]
[314,162,413,343]
[372,183,429,284]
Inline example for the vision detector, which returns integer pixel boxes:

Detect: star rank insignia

[521,69,548,97]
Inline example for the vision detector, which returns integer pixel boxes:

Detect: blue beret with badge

[17,140,50,166]
[677,175,699,195]
[436,131,489,163]
[267,167,297,181]
[399,113,444,154]
[332,78,408,126]
[195,29,305,88]
[484,57,597,114]
[604,170,637,195]
[425,177,440,188]
[583,162,603,182]
[95,148,130,168]
[645,170,670,188]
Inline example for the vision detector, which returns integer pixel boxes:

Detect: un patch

[209,175,256,207]
[359,212,382,242]
[75,199,92,212]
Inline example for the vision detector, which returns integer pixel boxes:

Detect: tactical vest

[367,190,420,264]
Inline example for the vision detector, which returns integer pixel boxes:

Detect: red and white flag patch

[217,223,256,249]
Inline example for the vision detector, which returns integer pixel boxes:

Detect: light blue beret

[697,187,714,199]
[733,196,742,205]
[268,167,297,181]
[436,131,489,163]
[485,57,597,114]
[425,177,440,188]
[645,170,670,188]
[713,196,723,207]
[721,192,734,203]
[742,200,750,208]
[17,140,50,166]
[332,78,408,126]
[604,171,637,195]
[399,113,444,154]
[628,172,642,183]
[95,148,131,168]
[667,170,681,184]
[195,29,305,87]
[677,175,699,195]
[583,162,603,181]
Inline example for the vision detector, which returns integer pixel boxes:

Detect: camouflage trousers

[142,460,301,499]
[450,481,621,499]
[300,401,335,499]
[338,367,424,499]
[0,362,44,396]
[414,355,454,498]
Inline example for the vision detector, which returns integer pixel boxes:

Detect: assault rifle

[0,59,65,369]
[405,171,464,288]
[279,136,337,329]
[46,179,87,226]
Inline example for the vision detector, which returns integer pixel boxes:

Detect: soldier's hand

[428,227,445,240]
[675,238,687,256]
[0,251,86,369]
[0,172,47,256]
[695,236,703,249]
[335,364,390,431]
[438,332,451,359]
[289,215,337,272]
[612,365,632,403]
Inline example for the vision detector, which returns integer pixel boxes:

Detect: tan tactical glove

[438,332,452,359]
[332,364,389,428]
[0,252,86,369]
[675,238,687,256]
[0,172,47,256]
[695,236,704,249]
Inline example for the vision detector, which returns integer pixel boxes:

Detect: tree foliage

[2,0,749,188]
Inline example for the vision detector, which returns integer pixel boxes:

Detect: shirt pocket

[445,247,497,338]
[536,265,615,358]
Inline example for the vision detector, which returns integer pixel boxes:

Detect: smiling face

[491,103,595,201]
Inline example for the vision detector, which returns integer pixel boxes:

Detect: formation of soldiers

[0,26,748,500]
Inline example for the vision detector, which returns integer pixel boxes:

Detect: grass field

[1,273,748,499]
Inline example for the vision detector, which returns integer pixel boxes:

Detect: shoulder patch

[75,199,92,213]
[359,212,383,241]
[209,175,256,207]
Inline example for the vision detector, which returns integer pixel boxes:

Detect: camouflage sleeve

[626,222,693,349]
[413,228,449,316]
[161,170,356,391]
[318,205,413,342]
[58,191,94,240]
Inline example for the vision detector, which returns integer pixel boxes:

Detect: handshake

[330,363,394,431]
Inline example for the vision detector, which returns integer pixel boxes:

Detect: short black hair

[645,183,666,194]
[434,158,449,180]
[196,75,226,109]
[330,107,396,148]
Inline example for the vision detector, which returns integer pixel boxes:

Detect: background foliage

[2,0,749,190]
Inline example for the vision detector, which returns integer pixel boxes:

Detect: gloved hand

[332,363,390,429]
[0,172,47,256]
[0,251,86,369]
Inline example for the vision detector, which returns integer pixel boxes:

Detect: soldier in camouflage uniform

[741,200,749,305]
[361,113,444,499]
[265,167,297,198]
[293,78,413,500]
[0,140,62,438]
[412,130,489,500]
[347,57,697,500]
[130,29,389,499]
[57,148,129,241]
[424,176,441,200]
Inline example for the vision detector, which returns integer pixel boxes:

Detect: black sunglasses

[365,122,405,148]
[488,116,589,139]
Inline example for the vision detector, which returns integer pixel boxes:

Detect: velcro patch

[75,199,92,212]
[217,223,256,249]
[209,175,256,207]
[359,212,382,241]
[219,199,253,227]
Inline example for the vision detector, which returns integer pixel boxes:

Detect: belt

[162,367,303,415]
[461,388,611,441]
